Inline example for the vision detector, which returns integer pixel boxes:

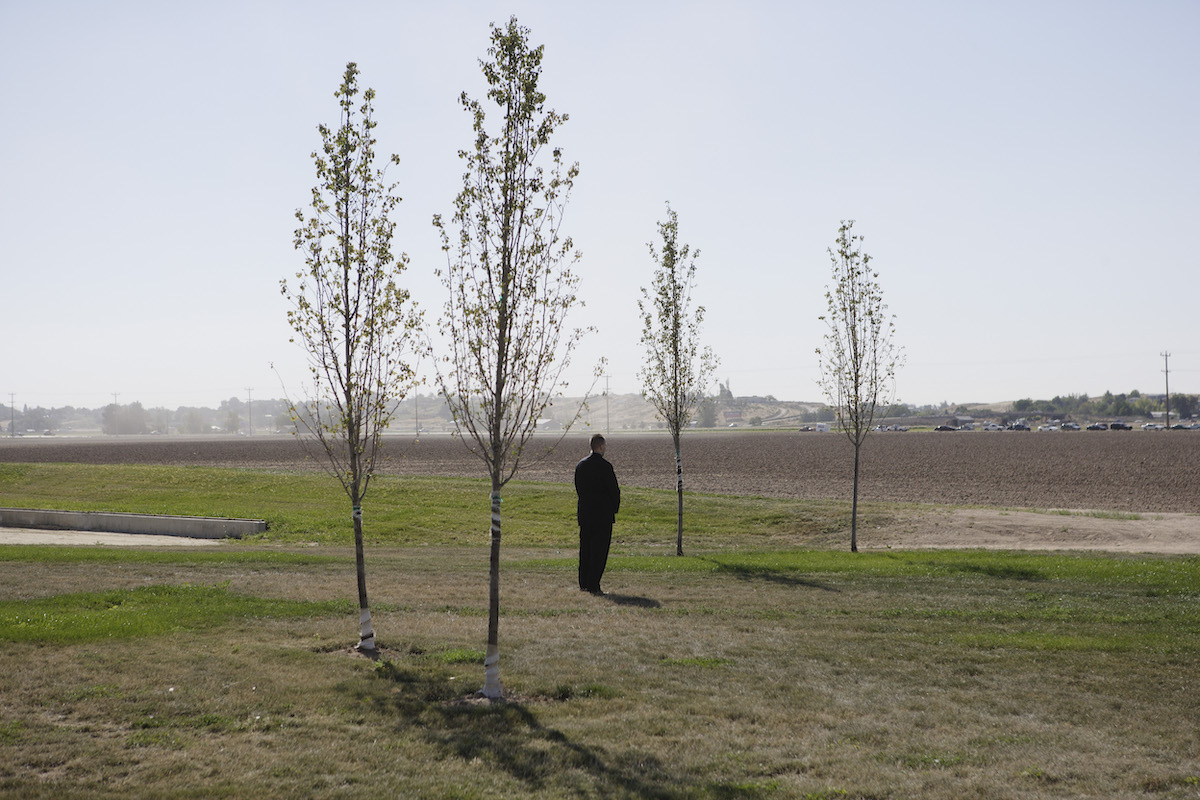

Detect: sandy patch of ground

[0,528,224,547]
[865,508,1200,555]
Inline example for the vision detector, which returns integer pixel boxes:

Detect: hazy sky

[3,0,1197,410]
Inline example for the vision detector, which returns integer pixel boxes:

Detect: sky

[2,0,1198,411]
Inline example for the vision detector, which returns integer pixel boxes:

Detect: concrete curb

[0,508,266,539]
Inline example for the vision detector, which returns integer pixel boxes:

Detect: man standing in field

[575,433,621,595]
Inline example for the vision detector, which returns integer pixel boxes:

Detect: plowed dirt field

[3,431,1198,511]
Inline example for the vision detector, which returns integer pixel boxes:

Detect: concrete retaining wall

[0,508,266,539]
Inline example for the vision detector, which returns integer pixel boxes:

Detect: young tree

[816,220,902,552]
[281,62,421,652]
[433,17,588,699]
[638,204,718,556]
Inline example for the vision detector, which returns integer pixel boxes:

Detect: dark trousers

[578,522,612,591]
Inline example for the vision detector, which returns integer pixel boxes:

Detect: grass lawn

[0,462,863,550]
[0,465,1198,798]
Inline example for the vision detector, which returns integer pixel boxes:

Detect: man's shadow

[601,593,661,608]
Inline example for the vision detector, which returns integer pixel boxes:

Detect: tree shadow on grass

[356,660,690,798]
[700,558,842,592]
[424,700,681,797]
[930,560,1045,581]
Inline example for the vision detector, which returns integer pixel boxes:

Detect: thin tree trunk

[352,503,375,650]
[674,435,684,556]
[850,444,860,553]
[481,487,503,698]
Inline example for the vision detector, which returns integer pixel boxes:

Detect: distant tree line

[2,397,294,436]
[7,391,1187,436]
[1010,390,1194,420]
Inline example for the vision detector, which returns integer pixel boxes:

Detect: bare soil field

[2,430,1198,510]
[3,431,1198,552]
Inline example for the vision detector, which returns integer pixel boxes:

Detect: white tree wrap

[357,607,375,651]
[482,643,502,699]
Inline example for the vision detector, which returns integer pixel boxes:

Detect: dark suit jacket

[575,452,620,526]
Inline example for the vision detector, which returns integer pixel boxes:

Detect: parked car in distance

[1061,422,1081,431]
[1143,423,1165,431]
[1007,423,1031,431]
[1086,423,1108,431]
[1110,422,1133,430]
[933,425,957,432]
[982,423,1004,431]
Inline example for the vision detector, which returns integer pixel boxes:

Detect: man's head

[590,433,606,454]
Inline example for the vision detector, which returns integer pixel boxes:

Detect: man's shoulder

[576,452,610,470]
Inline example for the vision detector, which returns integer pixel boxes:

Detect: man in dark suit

[575,433,621,595]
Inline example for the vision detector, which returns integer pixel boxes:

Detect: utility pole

[604,373,610,434]
[1162,351,1171,428]
[412,363,421,440]
[246,388,253,435]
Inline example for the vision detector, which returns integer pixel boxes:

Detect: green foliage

[282,61,423,647]
[433,17,586,490]
[433,16,587,696]
[816,220,902,445]
[282,61,422,504]
[637,203,719,553]
[638,203,718,438]
[816,220,903,551]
